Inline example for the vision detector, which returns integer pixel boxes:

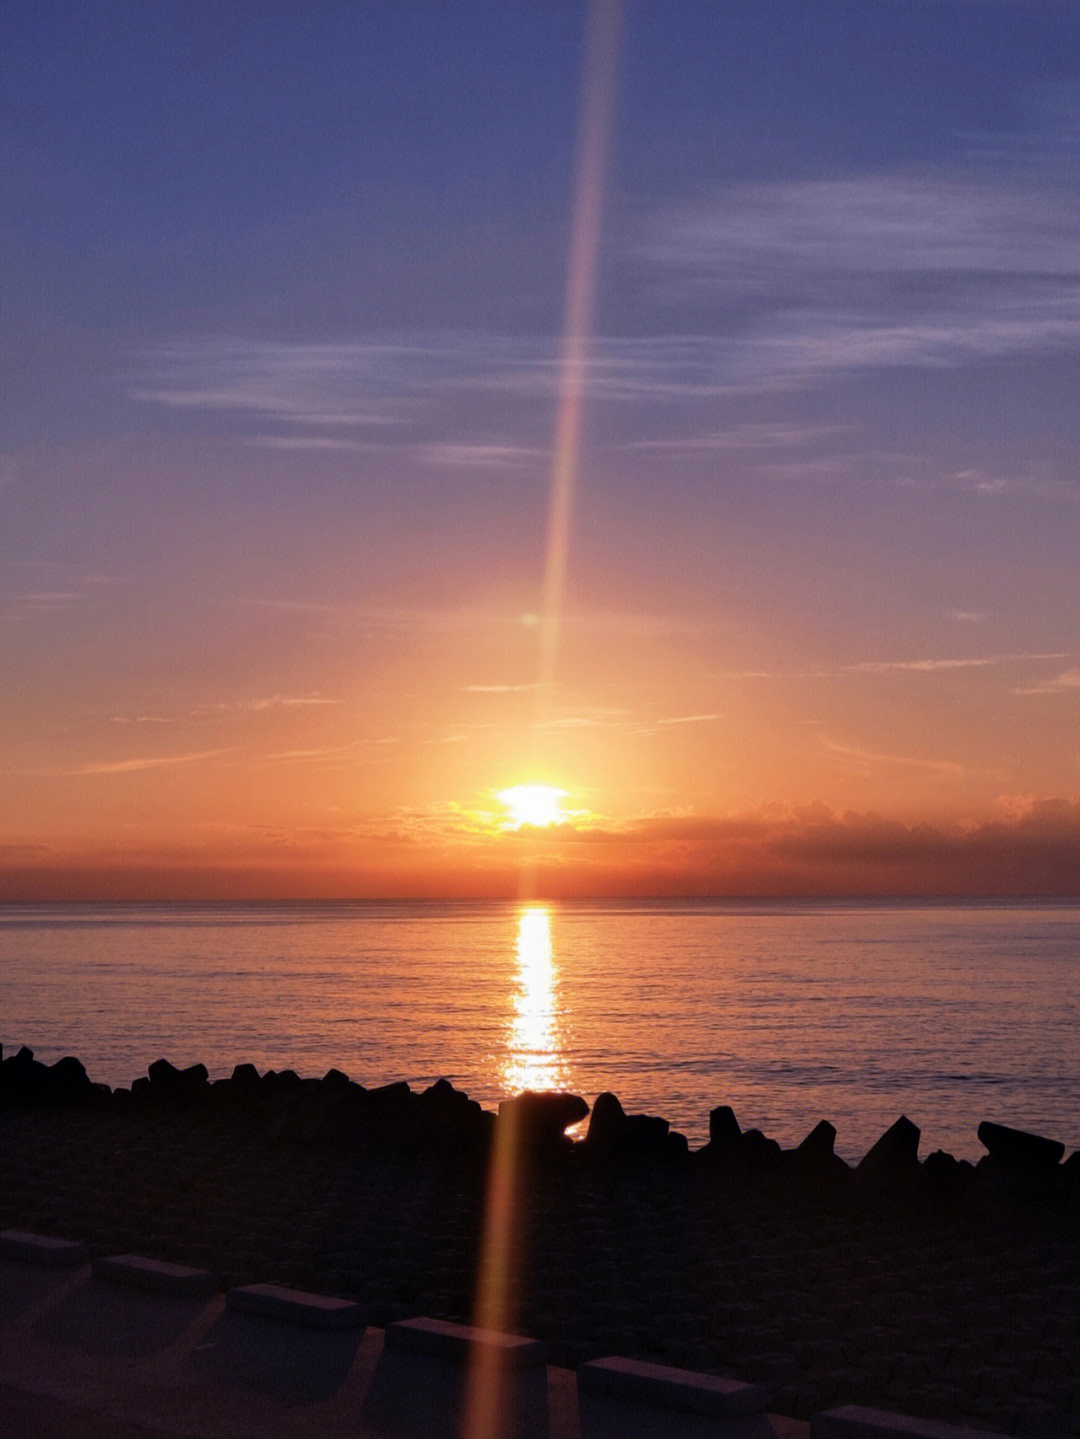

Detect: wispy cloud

[839,652,1066,675]
[1015,667,1080,695]
[462,683,540,693]
[821,737,965,776]
[718,652,1067,680]
[624,423,849,453]
[251,436,388,453]
[641,171,1080,388]
[109,694,340,725]
[197,694,340,714]
[27,749,232,777]
[420,442,544,469]
[248,596,715,640]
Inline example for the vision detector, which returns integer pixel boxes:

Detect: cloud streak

[641,171,1080,388]
[26,749,233,777]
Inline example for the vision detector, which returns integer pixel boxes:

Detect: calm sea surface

[2,900,1077,1160]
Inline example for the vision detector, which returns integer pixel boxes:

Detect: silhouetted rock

[797,1119,837,1160]
[261,1068,302,1099]
[418,1077,489,1151]
[584,1091,628,1160]
[621,1112,671,1163]
[47,1055,93,1106]
[323,1066,351,1087]
[665,1130,690,1162]
[496,1090,589,1152]
[709,1104,742,1152]
[856,1116,921,1186]
[977,1120,1064,1169]
[784,1118,850,1189]
[230,1062,261,1087]
[1,1048,94,1108]
[146,1058,211,1105]
[1,1045,45,1105]
[741,1127,783,1169]
[1063,1151,1080,1206]
[922,1148,972,1197]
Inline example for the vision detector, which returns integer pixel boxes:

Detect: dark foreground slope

[3,1049,1078,1435]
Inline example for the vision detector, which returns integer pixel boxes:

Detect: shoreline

[4,1047,1079,1435]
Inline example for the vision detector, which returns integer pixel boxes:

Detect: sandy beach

[3,1053,1078,1436]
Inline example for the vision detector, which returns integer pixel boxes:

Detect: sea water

[2,899,1077,1160]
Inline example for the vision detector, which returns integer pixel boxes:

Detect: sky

[2,0,1079,899]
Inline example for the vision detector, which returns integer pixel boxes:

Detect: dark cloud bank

[3,801,1077,901]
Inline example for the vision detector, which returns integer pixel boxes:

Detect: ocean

[2,899,1077,1161]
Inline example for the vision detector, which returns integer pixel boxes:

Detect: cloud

[199,694,340,714]
[109,695,340,725]
[252,436,388,453]
[419,442,544,469]
[1015,667,1080,695]
[839,652,1066,675]
[462,683,540,693]
[718,652,1068,681]
[6,798,1078,900]
[641,171,1080,387]
[27,749,232,777]
[820,737,965,776]
[623,423,850,453]
[132,333,747,426]
[248,596,714,640]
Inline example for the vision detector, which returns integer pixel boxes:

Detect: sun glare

[497,784,567,829]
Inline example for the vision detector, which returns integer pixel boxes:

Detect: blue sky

[3,1,1079,896]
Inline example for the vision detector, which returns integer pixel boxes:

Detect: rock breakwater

[3,1045,1079,1435]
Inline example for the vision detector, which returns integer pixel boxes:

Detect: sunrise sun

[497,785,567,829]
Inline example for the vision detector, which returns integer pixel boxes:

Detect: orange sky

[3,2,1079,900]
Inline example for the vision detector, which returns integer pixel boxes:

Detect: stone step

[811,1405,1009,1439]
[226,1282,365,1329]
[385,1315,546,1368]
[578,1356,768,1418]
[93,1253,220,1296]
[0,1229,87,1267]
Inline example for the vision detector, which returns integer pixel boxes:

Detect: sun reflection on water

[503,905,565,1094]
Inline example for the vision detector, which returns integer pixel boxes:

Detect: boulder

[46,1055,93,1106]
[230,1062,261,1087]
[856,1116,921,1185]
[1,1046,47,1105]
[922,1149,970,1196]
[977,1121,1064,1170]
[1063,1151,1080,1206]
[147,1058,210,1101]
[784,1119,851,1189]
[496,1091,589,1151]
[797,1119,837,1161]
[584,1091,628,1160]
[740,1127,783,1169]
[619,1112,671,1163]
[419,1078,488,1150]
[708,1104,742,1152]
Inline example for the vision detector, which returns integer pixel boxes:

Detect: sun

[497,784,567,829]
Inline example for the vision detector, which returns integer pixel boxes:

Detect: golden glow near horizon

[497,784,567,829]
[502,905,565,1095]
